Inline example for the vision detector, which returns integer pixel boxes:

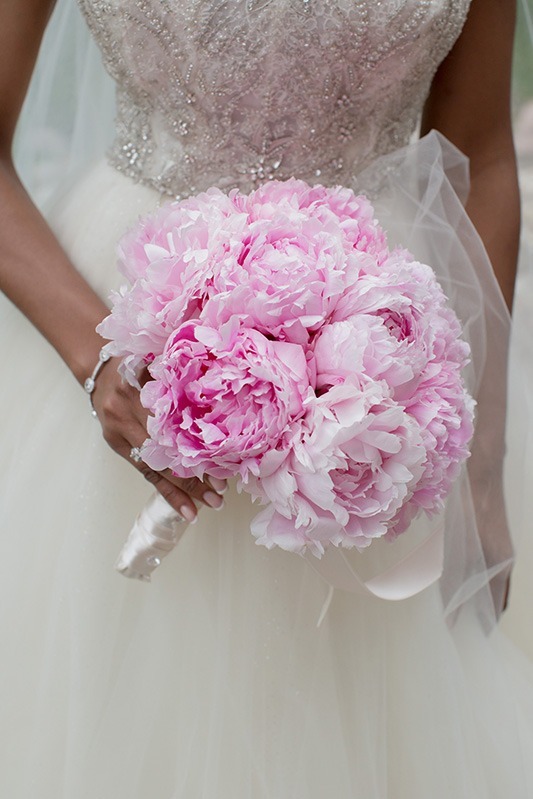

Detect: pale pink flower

[313,315,414,394]
[201,178,387,346]
[248,381,426,554]
[243,178,388,260]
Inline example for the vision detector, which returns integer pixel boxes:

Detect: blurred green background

[514,0,533,108]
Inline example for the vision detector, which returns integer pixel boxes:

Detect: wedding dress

[2,1,533,797]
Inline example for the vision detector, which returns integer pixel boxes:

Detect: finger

[124,423,227,503]
[137,466,200,523]
[162,472,226,510]
[123,434,226,511]
[204,474,228,494]
[114,436,199,521]
[94,365,224,515]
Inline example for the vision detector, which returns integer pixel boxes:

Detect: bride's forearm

[0,157,109,385]
[464,145,519,461]
[465,150,520,314]
[0,3,103,382]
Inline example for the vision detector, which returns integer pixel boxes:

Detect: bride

[2,0,533,796]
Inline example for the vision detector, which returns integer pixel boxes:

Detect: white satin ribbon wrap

[116,493,445,625]
[304,524,444,626]
[115,493,190,581]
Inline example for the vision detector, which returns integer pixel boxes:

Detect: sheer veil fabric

[14,0,116,211]
[2,1,533,796]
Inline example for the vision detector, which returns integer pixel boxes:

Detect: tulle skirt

[2,133,533,797]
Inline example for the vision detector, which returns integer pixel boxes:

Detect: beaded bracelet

[84,347,112,418]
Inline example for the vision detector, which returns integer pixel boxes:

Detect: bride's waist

[106,105,396,202]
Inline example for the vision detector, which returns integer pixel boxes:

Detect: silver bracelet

[84,347,112,418]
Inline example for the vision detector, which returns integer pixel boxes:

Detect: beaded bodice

[78,0,470,199]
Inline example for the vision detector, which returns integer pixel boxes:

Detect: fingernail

[209,477,227,494]
[203,491,224,509]
[180,504,197,523]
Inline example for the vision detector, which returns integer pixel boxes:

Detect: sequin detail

[78,0,471,199]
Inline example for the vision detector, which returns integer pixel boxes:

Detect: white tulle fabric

[3,0,533,796]
[13,0,115,209]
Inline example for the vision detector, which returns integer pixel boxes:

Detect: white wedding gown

[2,1,533,797]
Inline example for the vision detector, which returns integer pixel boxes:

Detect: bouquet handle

[115,492,191,581]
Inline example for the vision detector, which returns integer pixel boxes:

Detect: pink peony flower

[200,178,389,346]
[248,381,426,554]
[243,178,389,260]
[140,315,314,481]
[313,315,415,395]
[388,361,476,539]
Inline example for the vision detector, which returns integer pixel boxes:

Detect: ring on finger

[129,446,144,463]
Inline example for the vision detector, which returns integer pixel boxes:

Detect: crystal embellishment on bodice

[78,0,471,199]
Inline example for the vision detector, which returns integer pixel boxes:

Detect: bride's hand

[91,357,226,522]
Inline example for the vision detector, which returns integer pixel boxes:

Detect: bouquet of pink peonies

[98,177,475,563]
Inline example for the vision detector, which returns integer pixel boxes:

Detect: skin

[0,0,520,546]
[421,0,520,312]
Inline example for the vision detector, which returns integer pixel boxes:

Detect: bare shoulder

[0,0,56,157]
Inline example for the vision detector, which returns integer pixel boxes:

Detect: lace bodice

[78,0,470,199]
